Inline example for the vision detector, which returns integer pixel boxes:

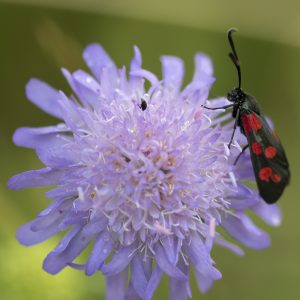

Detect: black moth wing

[239,110,290,204]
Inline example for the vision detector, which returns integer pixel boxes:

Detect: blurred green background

[0,1,299,299]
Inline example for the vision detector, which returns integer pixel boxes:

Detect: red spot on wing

[271,173,282,183]
[259,167,282,183]
[251,142,262,155]
[241,114,251,134]
[265,146,277,159]
[259,167,273,182]
[248,113,262,132]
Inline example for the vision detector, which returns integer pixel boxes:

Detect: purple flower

[8,44,281,299]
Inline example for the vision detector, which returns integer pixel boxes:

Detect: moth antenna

[228,28,242,89]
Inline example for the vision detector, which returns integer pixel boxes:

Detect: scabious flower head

[8,43,281,299]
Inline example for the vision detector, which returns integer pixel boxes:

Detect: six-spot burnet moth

[204,28,290,204]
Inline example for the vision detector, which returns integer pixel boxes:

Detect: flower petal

[106,267,128,300]
[30,200,71,231]
[7,168,64,190]
[193,53,214,83]
[195,270,214,293]
[161,235,179,265]
[13,125,69,149]
[57,92,81,132]
[16,221,61,246]
[62,68,101,108]
[223,212,271,249]
[101,243,136,276]
[26,79,63,119]
[187,234,221,280]
[125,282,140,300]
[36,146,78,168]
[205,97,230,107]
[83,43,116,81]
[130,46,142,73]
[43,227,94,274]
[169,260,191,300]
[130,254,148,298]
[51,226,81,254]
[154,243,186,281]
[145,265,163,300]
[169,278,189,300]
[229,184,260,210]
[214,235,244,256]
[85,231,113,276]
[251,201,281,227]
[161,55,184,93]
[130,46,144,93]
[72,70,101,107]
[130,69,159,87]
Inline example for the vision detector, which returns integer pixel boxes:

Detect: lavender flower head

[8,44,281,299]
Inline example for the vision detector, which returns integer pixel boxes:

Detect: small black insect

[139,98,147,111]
[204,28,290,204]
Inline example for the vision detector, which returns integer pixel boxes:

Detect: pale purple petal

[154,243,186,281]
[161,236,179,265]
[51,226,81,254]
[125,282,140,300]
[169,260,191,300]
[145,265,163,300]
[43,228,94,274]
[57,92,81,132]
[169,278,189,300]
[85,231,113,276]
[129,46,144,94]
[101,244,136,276]
[26,79,63,119]
[161,56,184,93]
[130,46,142,73]
[223,212,271,249]
[7,168,64,189]
[72,70,101,107]
[204,97,230,109]
[251,201,281,226]
[30,200,71,231]
[83,44,117,81]
[13,125,69,149]
[187,234,221,280]
[214,235,244,256]
[36,146,78,168]
[81,217,108,236]
[229,185,260,210]
[195,270,214,293]
[106,267,128,300]
[16,221,61,246]
[130,69,159,87]
[130,254,148,298]
[193,53,214,80]
[191,53,215,92]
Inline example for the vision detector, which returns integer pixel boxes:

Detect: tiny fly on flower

[204,28,290,204]
[139,97,147,111]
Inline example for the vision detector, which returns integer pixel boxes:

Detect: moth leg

[234,144,249,165]
[202,104,234,110]
[228,108,240,149]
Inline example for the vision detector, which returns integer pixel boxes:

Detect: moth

[204,28,290,204]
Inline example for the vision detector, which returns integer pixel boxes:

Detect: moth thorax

[227,88,246,103]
